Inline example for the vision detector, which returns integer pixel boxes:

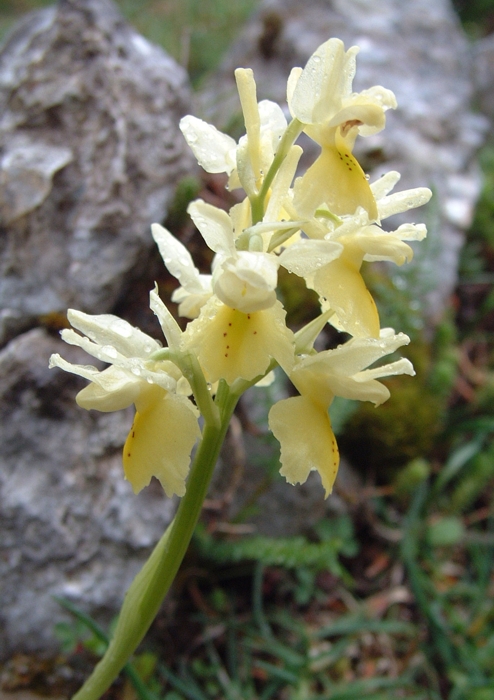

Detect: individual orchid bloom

[182,296,295,386]
[186,198,308,314]
[268,329,414,496]
[187,199,279,313]
[49,306,200,498]
[180,83,288,197]
[281,171,432,338]
[151,222,213,319]
[288,38,397,220]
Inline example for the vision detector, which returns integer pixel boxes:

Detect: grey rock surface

[0,0,192,659]
[473,32,494,120]
[0,329,176,659]
[0,0,194,346]
[198,0,489,324]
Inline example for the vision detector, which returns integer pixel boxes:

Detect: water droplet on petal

[109,319,133,337]
[101,345,118,359]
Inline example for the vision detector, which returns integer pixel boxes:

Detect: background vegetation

[1,1,494,699]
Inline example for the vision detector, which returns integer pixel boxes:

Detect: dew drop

[110,319,132,337]
[101,345,118,359]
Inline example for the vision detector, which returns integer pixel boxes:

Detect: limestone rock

[473,32,494,121]
[0,0,194,345]
[0,328,177,659]
[0,0,192,660]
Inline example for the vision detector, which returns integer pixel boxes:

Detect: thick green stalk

[72,385,239,700]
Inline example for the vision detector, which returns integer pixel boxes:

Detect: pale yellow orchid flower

[288,38,397,220]
[269,329,414,496]
[49,304,200,497]
[280,172,432,338]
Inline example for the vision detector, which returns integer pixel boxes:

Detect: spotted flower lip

[49,307,200,498]
[182,297,295,386]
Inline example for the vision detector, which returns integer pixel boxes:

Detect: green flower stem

[72,384,240,700]
[178,350,220,427]
[250,117,303,224]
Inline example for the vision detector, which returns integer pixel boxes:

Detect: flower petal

[279,238,343,278]
[49,354,141,411]
[258,99,287,145]
[312,256,380,338]
[213,252,279,313]
[150,285,183,350]
[378,187,432,220]
[235,68,262,184]
[264,145,303,223]
[290,38,357,125]
[188,200,236,256]
[179,115,236,174]
[352,228,414,265]
[76,367,142,411]
[66,310,161,359]
[269,395,339,497]
[294,144,377,220]
[183,297,294,384]
[151,223,207,295]
[371,171,401,199]
[123,391,200,497]
[301,331,411,379]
